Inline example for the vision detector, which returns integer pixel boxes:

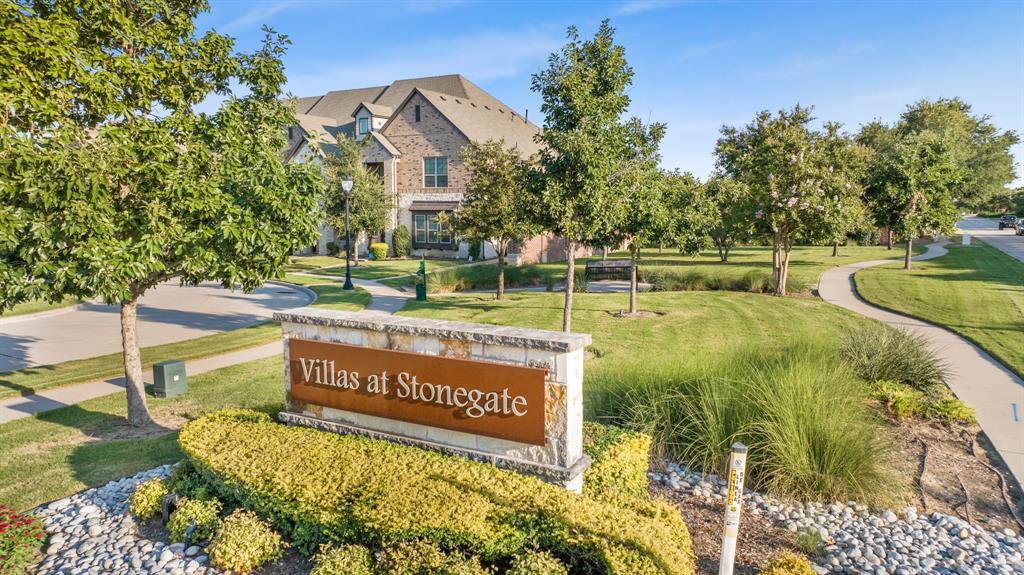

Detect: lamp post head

[341,178,354,194]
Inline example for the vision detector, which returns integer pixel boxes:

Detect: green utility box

[152,360,187,398]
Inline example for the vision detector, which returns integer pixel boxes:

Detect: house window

[412,212,453,249]
[358,117,369,135]
[423,157,448,188]
[415,105,421,122]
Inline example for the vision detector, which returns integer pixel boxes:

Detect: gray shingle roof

[290,74,540,159]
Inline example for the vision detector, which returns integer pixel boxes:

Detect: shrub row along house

[285,74,581,263]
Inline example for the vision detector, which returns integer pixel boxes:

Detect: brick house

[285,74,584,263]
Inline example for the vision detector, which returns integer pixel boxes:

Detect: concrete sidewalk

[0,342,281,424]
[818,241,1024,489]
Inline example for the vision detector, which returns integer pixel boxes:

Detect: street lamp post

[341,177,354,290]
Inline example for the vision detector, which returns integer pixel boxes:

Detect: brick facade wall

[383,93,471,192]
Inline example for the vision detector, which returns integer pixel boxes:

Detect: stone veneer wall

[273,308,591,491]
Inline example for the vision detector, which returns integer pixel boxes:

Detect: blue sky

[199,0,1024,185]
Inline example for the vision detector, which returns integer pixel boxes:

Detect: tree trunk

[887,231,892,250]
[776,237,792,296]
[722,246,730,263]
[496,245,506,300]
[602,246,608,261]
[562,242,576,332]
[121,298,155,427]
[629,243,639,314]
[771,231,782,293]
[832,241,839,257]
[904,237,913,270]
[716,241,725,262]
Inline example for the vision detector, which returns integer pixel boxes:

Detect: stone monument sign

[273,308,592,491]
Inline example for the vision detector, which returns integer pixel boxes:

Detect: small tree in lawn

[716,106,843,296]
[453,139,540,300]
[863,131,962,270]
[0,5,320,426]
[661,170,716,264]
[321,135,390,263]
[532,20,654,331]
[706,175,753,262]
[807,123,870,257]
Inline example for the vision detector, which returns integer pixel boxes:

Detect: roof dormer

[351,101,393,141]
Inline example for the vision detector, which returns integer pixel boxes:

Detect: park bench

[585,259,633,280]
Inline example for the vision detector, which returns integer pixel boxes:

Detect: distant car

[998,215,1019,230]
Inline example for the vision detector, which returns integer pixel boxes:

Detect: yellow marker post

[719,442,748,575]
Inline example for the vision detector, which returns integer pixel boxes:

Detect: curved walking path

[818,241,1024,489]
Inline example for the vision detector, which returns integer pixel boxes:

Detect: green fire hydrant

[415,258,427,301]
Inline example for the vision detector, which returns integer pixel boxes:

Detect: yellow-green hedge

[582,422,653,501]
[178,409,695,575]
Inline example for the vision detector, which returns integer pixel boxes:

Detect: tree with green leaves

[716,106,856,295]
[453,139,540,300]
[706,175,753,262]
[897,98,1018,210]
[863,131,962,270]
[320,135,390,262]
[0,2,320,426]
[804,123,870,257]
[532,20,660,330]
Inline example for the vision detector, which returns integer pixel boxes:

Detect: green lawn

[855,241,1024,377]
[1,296,81,318]
[0,357,283,511]
[382,244,922,294]
[318,257,462,280]
[0,281,367,401]
[283,255,345,272]
[2,290,883,511]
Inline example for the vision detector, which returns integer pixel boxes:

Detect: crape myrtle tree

[805,123,870,257]
[532,20,661,331]
[452,139,541,300]
[856,120,900,249]
[706,175,753,262]
[0,2,321,426]
[863,130,962,270]
[716,106,861,296]
[321,135,390,262]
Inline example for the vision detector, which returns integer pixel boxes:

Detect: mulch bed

[650,484,800,574]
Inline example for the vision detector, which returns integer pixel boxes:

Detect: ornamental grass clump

[588,343,895,504]
[840,326,948,390]
[0,503,44,575]
[177,409,696,575]
[128,478,169,520]
[207,510,284,574]
[167,497,222,543]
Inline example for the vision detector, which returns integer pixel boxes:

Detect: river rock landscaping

[652,461,1024,575]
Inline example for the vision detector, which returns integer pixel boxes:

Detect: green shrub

[582,422,652,500]
[840,326,948,390]
[589,344,895,504]
[871,381,975,424]
[167,497,222,543]
[507,550,568,575]
[794,527,821,554]
[392,225,412,257]
[573,266,588,293]
[326,242,340,256]
[377,540,488,575]
[311,544,374,575]
[740,269,773,293]
[208,510,284,574]
[178,409,696,575]
[760,552,816,575]
[468,240,482,261]
[128,478,168,520]
[370,242,389,260]
[0,503,44,575]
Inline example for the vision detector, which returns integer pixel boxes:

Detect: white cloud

[219,1,294,35]
[285,26,562,97]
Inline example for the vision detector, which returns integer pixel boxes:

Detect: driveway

[0,282,312,372]
[957,215,1024,263]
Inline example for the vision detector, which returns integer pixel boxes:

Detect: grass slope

[1,296,81,318]
[855,241,1024,377]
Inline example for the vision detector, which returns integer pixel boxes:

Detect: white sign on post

[719,442,748,575]
[962,234,971,246]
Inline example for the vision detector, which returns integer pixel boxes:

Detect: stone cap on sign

[273,308,592,352]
